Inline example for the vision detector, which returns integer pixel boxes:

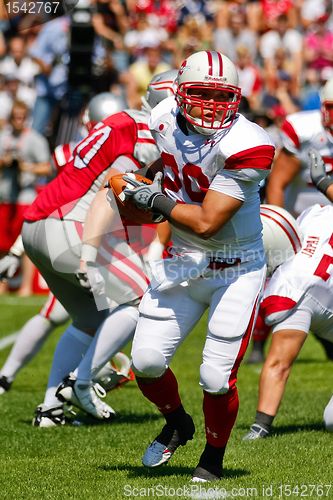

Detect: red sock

[203,386,239,447]
[137,368,182,415]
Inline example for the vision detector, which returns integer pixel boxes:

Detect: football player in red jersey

[121,50,275,482]
[0,92,126,395]
[17,72,178,426]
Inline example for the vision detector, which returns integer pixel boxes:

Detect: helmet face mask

[320,78,333,134]
[177,81,241,134]
[175,50,242,135]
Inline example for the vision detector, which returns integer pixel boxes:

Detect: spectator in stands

[123,45,171,108]
[258,0,299,32]
[0,36,39,90]
[124,11,168,63]
[213,9,258,63]
[0,73,36,125]
[29,17,70,137]
[261,67,300,117]
[0,100,51,295]
[259,14,303,81]
[300,68,322,110]
[92,0,130,73]
[235,45,262,111]
[174,15,212,67]
[126,0,178,35]
[304,14,333,72]
[300,0,330,30]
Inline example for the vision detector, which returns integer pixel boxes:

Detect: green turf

[0,296,332,499]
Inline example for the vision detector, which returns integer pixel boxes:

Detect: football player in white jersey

[243,204,333,440]
[121,50,275,482]
[265,77,333,216]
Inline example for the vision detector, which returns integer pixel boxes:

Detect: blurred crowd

[0,0,333,294]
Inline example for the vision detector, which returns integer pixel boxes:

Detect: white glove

[0,253,21,281]
[76,263,106,296]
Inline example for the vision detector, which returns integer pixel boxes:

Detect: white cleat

[32,404,66,427]
[56,373,116,421]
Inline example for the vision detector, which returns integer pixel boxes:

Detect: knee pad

[199,362,230,395]
[323,395,333,432]
[132,348,166,378]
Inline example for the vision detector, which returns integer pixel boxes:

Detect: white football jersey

[281,110,333,214]
[149,97,275,259]
[261,204,333,325]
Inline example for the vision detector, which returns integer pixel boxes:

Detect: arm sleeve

[209,170,257,201]
[222,143,275,183]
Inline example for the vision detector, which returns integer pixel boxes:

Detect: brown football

[108,172,165,224]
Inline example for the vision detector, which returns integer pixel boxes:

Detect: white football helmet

[260,204,302,276]
[141,69,178,112]
[82,92,127,130]
[175,50,242,135]
[321,77,333,134]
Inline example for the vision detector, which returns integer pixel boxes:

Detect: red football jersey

[25,110,157,222]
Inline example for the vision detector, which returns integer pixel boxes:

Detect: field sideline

[0,296,332,500]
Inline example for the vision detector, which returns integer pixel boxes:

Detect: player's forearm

[169,203,235,240]
[81,190,115,258]
[265,182,285,207]
[326,184,333,202]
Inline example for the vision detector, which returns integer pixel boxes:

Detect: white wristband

[10,235,25,257]
[81,243,98,263]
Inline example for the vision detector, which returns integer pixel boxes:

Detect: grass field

[0,295,332,500]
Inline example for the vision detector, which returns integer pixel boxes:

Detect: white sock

[1,314,54,381]
[75,305,138,384]
[324,394,333,431]
[43,324,93,408]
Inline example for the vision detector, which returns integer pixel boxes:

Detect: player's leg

[243,307,310,440]
[0,294,69,394]
[193,266,265,482]
[56,303,139,419]
[131,284,206,467]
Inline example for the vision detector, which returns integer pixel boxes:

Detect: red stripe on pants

[203,296,260,447]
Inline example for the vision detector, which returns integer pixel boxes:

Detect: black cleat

[0,375,12,394]
[192,465,221,482]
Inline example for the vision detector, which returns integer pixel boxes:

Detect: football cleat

[242,423,270,441]
[56,373,116,421]
[0,375,12,395]
[32,404,66,427]
[191,466,221,482]
[142,414,195,468]
[94,355,135,393]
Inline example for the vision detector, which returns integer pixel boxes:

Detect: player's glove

[309,149,333,195]
[123,172,176,219]
[76,262,106,296]
[0,253,21,281]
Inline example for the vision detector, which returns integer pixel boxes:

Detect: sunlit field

[0,295,332,499]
